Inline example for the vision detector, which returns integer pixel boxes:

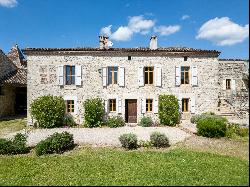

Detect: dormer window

[128,56,132,60]
[184,56,188,61]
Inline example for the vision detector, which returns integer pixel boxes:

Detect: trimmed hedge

[150,132,170,148]
[106,116,125,128]
[35,131,74,156]
[119,133,138,150]
[0,133,29,155]
[139,116,153,127]
[83,98,105,128]
[30,95,65,128]
[196,115,228,138]
[158,94,180,126]
[226,123,249,138]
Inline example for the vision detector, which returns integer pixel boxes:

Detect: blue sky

[0,0,249,59]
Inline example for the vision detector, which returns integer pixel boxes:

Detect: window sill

[62,85,77,90]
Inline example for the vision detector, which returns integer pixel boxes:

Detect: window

[66,100,74,113]
[226,79,231,90]
[109,99,116,112]
[181,66,190,84]
[182,98,189,112]
[184,56,188,61]
[108,66,118,85]
[146,99,153,112]
[144,66,154,85]
[65,65,75,85]
[128,56,132,60]
[0,86,3,95]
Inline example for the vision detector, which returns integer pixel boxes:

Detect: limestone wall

[0,50,16,77]
[219,60,249,118]
[27,52,219,125]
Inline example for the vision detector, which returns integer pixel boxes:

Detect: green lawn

[0,147,248,186]
[0,117,27,137]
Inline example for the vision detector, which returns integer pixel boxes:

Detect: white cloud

[0,0,17,8]
[100,25,112,37]
[128,15,155,34]
[181,15,190,20]
[100,15,155,41]
[111,26,133,41]
[196,17,249,46]
[154,25,181,36]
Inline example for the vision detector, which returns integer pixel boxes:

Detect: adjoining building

[0,45,27,118]
[22,36,249,125]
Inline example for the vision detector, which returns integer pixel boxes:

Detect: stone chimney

[99,36,109,49]
[150,36,157,50]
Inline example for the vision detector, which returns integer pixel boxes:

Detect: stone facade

[218,60,249,119]
[25,49,220,125]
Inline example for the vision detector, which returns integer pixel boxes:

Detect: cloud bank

[0,0,17,8]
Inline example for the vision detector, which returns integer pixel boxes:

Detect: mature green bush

[119,133,138,150]
[150,132,170,148]
[106,116,125,128]
[191,112,216,124]
[63,113,76,127]
[138,140,153,148]
[30,95,65,128]
[158,94,180,126]
[35,131,74,156]
[197,116,228,138]
[0,133,29,155]
[226,123,249,138]
[83,98,104,128]
[139,116,153,127]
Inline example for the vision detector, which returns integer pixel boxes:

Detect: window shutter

[102,67,107,87]
[104,99,108,113]
[74,97,78,115]
[118,98,122,114]
[191,66,198,86]
[190,97,195,114]
[232,79,236,93]
[175,66,181,86]
[178,96,182,113]
[138,66,144,87]
[154,98,158,113]
[118,67,125,87]
[75,65,82,86]
[222,80,226,90]
[141,99,146,114]
[58,65,64,85]
[155,64,162,87]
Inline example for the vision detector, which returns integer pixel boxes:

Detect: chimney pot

[150,36,157,50]
[99,35,109,49]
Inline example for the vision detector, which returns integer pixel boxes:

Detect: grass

[0,117,27,137]
[0,147,249,186]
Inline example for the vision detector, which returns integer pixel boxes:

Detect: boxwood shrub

[83,98,105,128]
[106,116,125,128]
[158,94,180,126]
[30,95,65,128]
[150,132,170,148]
[139,116,153,127]
[119,133,138,150]
[35,131,74,156]
[196,115,228,138]
[0,133,29,155]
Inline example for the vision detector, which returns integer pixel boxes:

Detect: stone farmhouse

[19,36,248,125]
[0,45,27,117]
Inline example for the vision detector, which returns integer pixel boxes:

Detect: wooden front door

[126,99,137,123]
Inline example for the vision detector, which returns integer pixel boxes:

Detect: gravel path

[5,126,191,147]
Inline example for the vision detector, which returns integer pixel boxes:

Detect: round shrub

[150,132,170,148]
[197,116,228,138]
[191,112,216,124]
[119,133,138,150]
[30,95,65,128]
[35,131,74,156]
[106,116,125,128]
[83,98,104,128]
[0,133,29,155]
[158,94,180,126]
[139,116,153,127]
